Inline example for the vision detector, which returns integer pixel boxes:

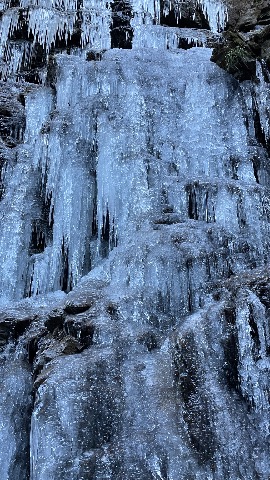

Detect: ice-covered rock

[0,0,269,479]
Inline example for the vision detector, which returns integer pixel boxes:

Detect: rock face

[0,1,269,479]
[211,1,270,80]
[226,0,270,30]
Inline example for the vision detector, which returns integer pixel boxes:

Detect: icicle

[27,8,75,52]
[0,0,112,79]
[131,0,160,27]
[196,0,228,33]
[236,292,270,411]
[0,41,33,79]
[254,61,270,141]
[132,25,209,50]
[0,9,19,57]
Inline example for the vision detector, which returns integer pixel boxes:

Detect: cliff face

[226,0,270,30]
[211,0,270,82]
[0,1,269,479]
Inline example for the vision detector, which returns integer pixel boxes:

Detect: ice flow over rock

[0,0,269,479]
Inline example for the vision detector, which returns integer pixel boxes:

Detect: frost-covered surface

[254,62,270,141]
[1,263,270,479]
[0,0,227,80]
[0,0,111,79]
[132,25,221,49]
[0,0,269,478]
[1,47,270,302]
[0,343,32,479]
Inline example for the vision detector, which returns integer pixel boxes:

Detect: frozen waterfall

[0,0,269,479]
[0,46,267,304]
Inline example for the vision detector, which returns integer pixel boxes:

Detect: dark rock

[64,300,93,314]
[222,329,240,391]
[0,314,32,346]
[255,283,270,309]
[27,336,40,364]
[211,30,258,81]
[154,213,183,225]
[138,331,158,351]
[258,5,270,25]
[0,84,26,149]
[211,6,270,81]
[237,10,259,32]
[13,317,32,337]
[61,336,82,354]
[174,334,218,464]
[64,317,95,347]
[45,308,66,332]
[0,323,10,346]
[162,205,174,214]
[86,50,105,61]
[33,363,55,389]
[110,1,134,49]
[223,306,236,325]
[106,302,118,316]
[46,54,57,87]
[160,0,211,30]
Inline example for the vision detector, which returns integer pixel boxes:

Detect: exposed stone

[45,308,66,332]
[64,300,94,314]
[64,316,95,347]
[0,83,25,157]
[61,336,83,354]
[33,362,55,389]
[0,313,33,346]
[211,29,258,81]
[111,0,134,49]
[137,331,158,351]
[86,50,106,62]
[105,302,118,316]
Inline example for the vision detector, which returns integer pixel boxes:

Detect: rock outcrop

[211,0,270,80]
